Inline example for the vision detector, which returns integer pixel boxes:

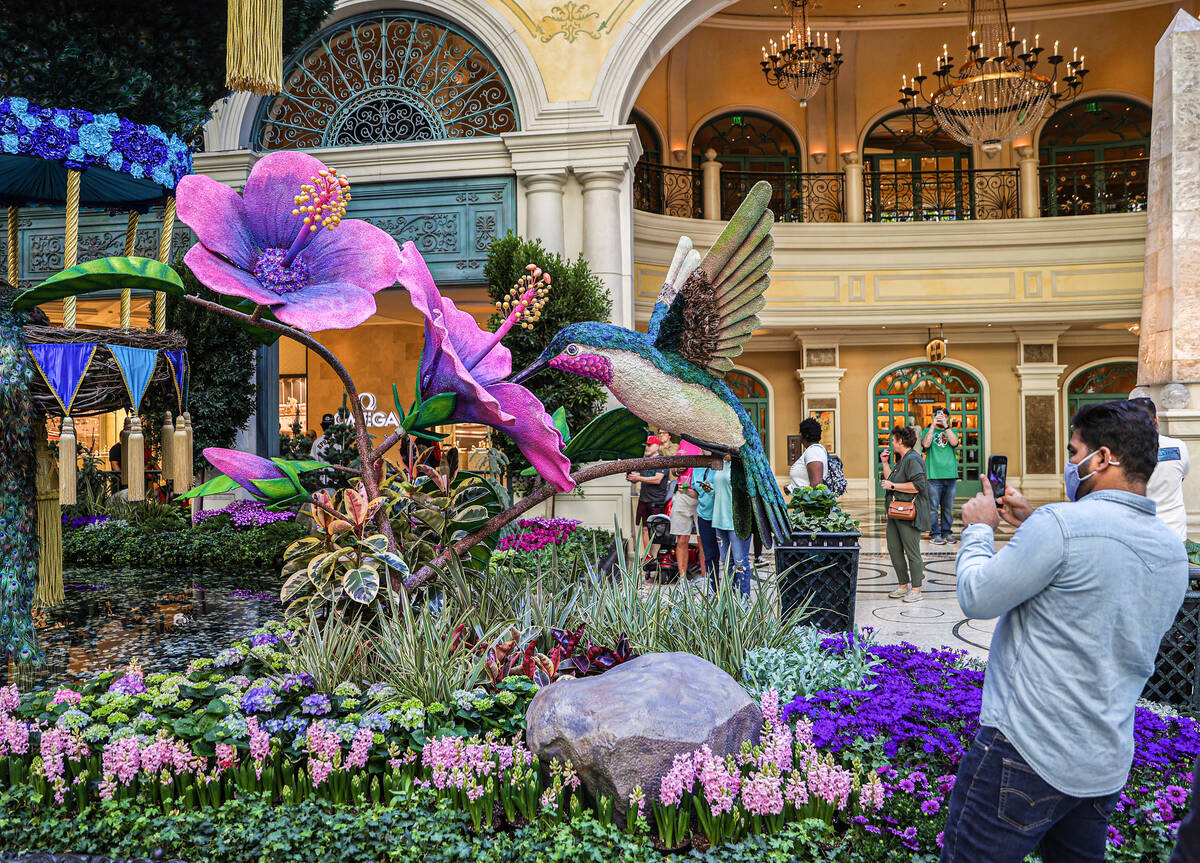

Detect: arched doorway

[726,369,770,458]
[1039,98,1150,216]
[873,362,984,496]
[863,109,975,222]
[1065,361,1138,434]
[692,112,802,219]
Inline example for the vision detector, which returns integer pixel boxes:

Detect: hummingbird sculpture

[512,181,787,543]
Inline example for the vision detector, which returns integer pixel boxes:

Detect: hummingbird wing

[652,181,774,377]
[647,237,700,340]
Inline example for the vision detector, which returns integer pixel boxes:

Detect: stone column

[578,169,626,322]
[841,152,864,223]
[1015,145,1041,219]
[1013,335,1067,503]
[522,172,567,256]
[701,149,722,220]
[1137,10,1200,534]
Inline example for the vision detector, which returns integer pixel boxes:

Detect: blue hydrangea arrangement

[0,97,192,191]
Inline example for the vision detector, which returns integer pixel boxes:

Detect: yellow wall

[734,351,804,472]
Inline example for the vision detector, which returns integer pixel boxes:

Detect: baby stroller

[641,513,702,583]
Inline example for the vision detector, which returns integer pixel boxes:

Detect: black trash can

[1144,565,1200,710]
[775,531,861,632]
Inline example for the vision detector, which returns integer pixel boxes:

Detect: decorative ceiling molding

[705,0,1173,31]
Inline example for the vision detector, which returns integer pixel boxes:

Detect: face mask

[1064,449,1119,501]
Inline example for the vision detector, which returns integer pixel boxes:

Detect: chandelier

[760,0,843,107]
[898,0,1088,153]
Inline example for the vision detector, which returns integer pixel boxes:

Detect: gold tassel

[226,0,283,96]
[6,205,18,286]
[183,411,194,489]
[36,431,63,609]
[174,414,189,489]
[127,416,144,502]
[58,417,76,505]
[120,415,131,489]
[161,411,174,488]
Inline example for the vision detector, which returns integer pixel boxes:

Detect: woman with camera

[880,424,930,602]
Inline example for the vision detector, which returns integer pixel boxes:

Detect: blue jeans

[697,516,719,579]
[713,527,751,595]
[940,726,1120,863]
[928,477,957,539]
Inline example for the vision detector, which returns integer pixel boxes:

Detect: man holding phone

[938,401,1187,863]
[922,407,960,544]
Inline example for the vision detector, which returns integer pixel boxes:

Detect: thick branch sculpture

[404,454,723,592]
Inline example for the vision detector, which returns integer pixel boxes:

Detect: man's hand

[998,482,1033,527]
[962,475,1001,529]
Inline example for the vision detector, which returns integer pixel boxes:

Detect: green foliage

[63,518,305,572]
[741,628,882,702]
[142,263,258,469]
[787,485,861,536]
[484,234,612,489]
[0,0,336,141]
[12,257,183,309]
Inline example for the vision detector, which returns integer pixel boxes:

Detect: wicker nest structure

[22,325,186,417]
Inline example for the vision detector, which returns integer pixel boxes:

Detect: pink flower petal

[175,174,258,269]
[487,383,574,492]
[242,151,329,250]
[303,219,401,295]
[271,281,379,331]
[183,245,283,307]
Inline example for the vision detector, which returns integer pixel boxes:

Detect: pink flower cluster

[48,688,82,707]
[497,517,581,553]
[247,716,272,779]
[98,731,197,799]
[306,720,343,788]
[38,727,89,803]
[421,734,533,793]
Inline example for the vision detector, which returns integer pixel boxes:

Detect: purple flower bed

[61,515,110,530]
[783,638,1200,859]
[193,500,296,529]
[497,517,580,553]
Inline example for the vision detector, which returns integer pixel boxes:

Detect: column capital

[840,151,862,167]
[1014,144,1036,161]
[794,367,847,385]
[503,127,638,176]
[575,169,625,192]
[1014,363,1067,394]
[521,172,569,192]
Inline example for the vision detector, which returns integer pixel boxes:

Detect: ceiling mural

[497,0,640,42]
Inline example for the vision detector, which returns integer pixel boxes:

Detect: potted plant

[775,485,861,631]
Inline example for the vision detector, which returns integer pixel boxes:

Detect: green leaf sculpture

[520,407,649,475]
[12,256,183,310]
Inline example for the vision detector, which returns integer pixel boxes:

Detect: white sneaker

[903,591,924,603]
[888,586,911,599]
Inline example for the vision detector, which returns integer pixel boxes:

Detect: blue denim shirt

[956,489,1188,797]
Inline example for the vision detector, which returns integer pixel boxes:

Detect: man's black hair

[799,417,823,444]
[1070,400,1158,484]
[933,405,949,416]
[1128,396,1157,420]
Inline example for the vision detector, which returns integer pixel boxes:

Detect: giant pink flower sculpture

[175,151,401,331]
[396,242,574,493]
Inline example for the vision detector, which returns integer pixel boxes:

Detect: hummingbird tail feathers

[731,438,789,545]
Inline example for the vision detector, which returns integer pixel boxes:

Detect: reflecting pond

[5,568,282,692]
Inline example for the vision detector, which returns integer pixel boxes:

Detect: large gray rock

[525,652,761,815]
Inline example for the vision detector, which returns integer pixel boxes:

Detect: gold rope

[226,0,283,95]
[155,196,176,332]
[35,427,64,609]
[63,169,81,328]
[5,206,17,287]
[121,210,138,329]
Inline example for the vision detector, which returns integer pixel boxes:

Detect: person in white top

[1130,396,1190,541]
[788,418,829,492]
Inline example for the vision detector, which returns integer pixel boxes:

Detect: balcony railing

[633,157,1150,222]
[863,167,1018,222]
[721,170,845,223]
[633,162,702,219]
[1039,157,1149,217]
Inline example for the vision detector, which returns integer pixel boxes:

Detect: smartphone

[986,455,1008,505]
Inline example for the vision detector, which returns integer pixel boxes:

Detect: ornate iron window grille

[253,11,519,150]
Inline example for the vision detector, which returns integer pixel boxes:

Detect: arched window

[873,362,984,495]
[254,12,518,150]
[1065,361,1138,430]
[1039,99,1150,216]
[726,369,770,457]
[631,109,663,165]
[863,110,974,222]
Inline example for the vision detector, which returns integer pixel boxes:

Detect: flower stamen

[461,265,552,371]
[283,168,352,267]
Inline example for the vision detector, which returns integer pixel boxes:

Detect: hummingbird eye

[565,344,580,357]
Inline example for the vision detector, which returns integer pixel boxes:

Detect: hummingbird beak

[510,356,549,385]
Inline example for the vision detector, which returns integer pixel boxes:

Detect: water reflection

[10,568,282,692]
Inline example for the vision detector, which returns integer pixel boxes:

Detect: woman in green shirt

[880,425,930,602]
